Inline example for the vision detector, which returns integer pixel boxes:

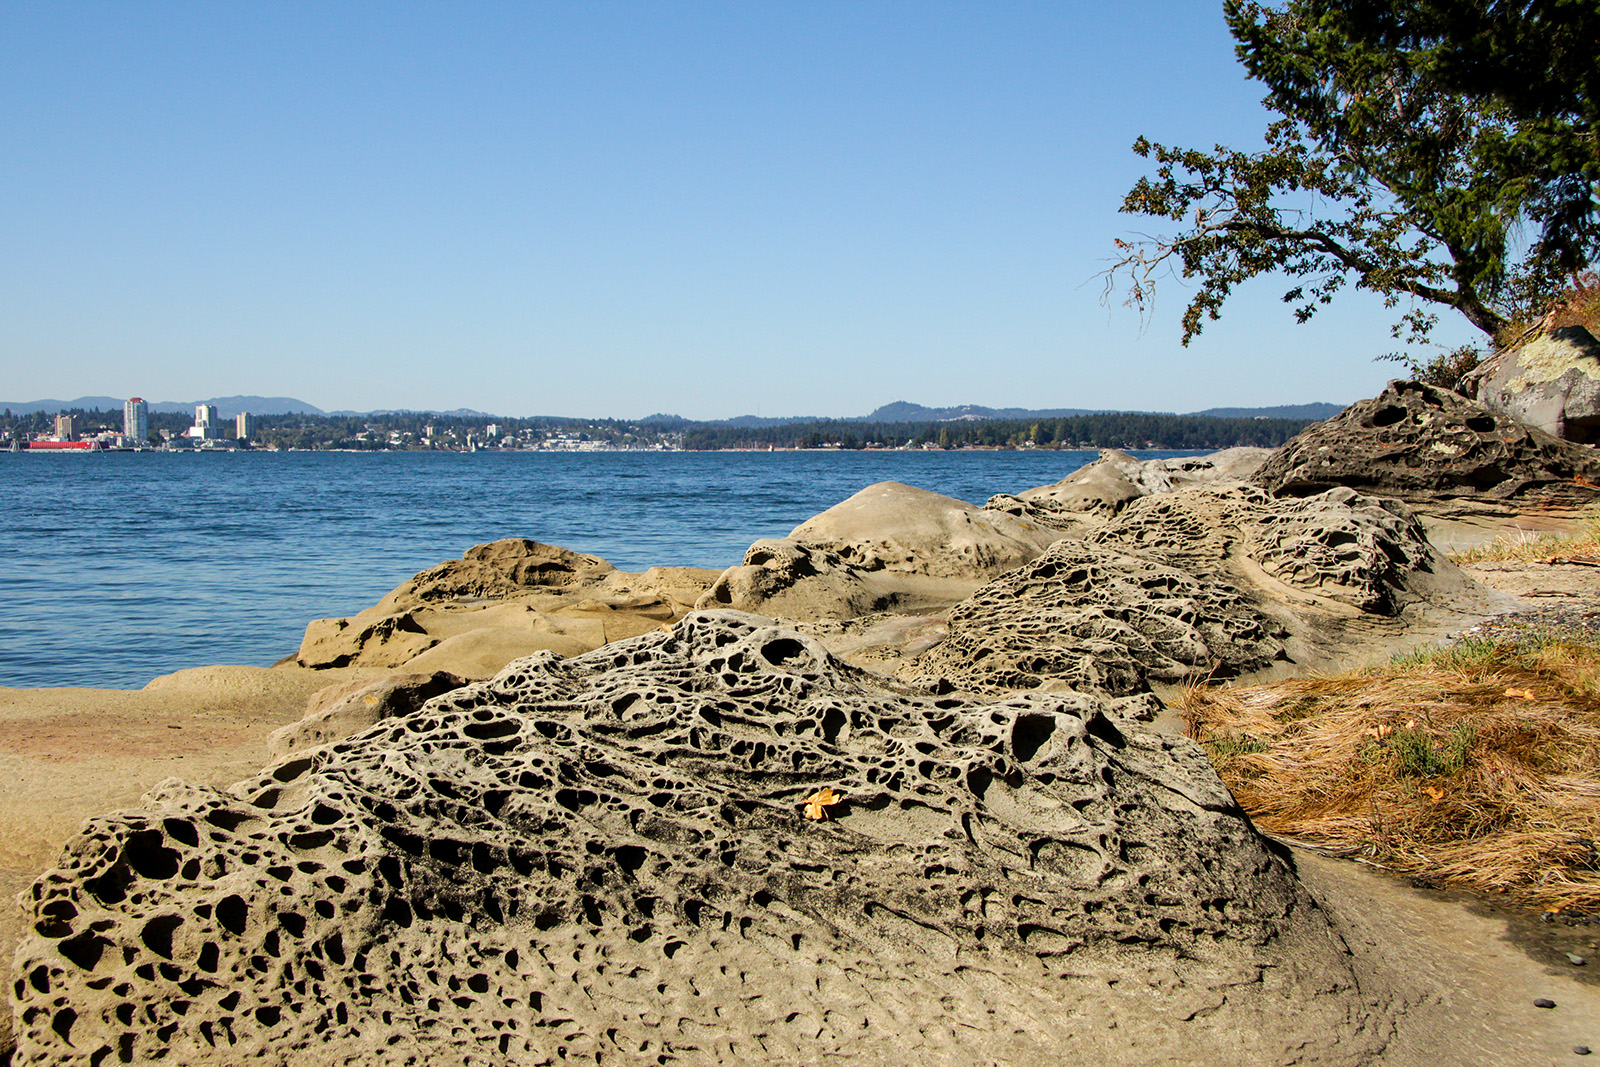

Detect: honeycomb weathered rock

[914,483,1491,694]
[13,611,1375,1065]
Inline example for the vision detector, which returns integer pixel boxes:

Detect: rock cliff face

[1251,379,1600,508]
[13,612,1377,1066]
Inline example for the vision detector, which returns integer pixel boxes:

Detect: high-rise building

[54,414,76,441]
[123,398,148,443]
[235,412,256,441]
[192,404,219,441]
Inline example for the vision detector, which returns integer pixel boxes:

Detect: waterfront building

[54,414,76,441]
[189,404,220,440]
[123,398,148,443]
[235,412,256,441]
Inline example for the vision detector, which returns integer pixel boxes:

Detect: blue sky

[0,2,1480,418]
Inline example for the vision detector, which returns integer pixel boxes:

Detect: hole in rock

[124,830,180,880]
[58,932,109,971]
[140,915,182,960]
[216,895,248,936]
[162,819,199,847]
[196,942,219,973]
[1369,405,1406,427]
[272,757,314,784]
[51,1007,76,1046]
[1086,713,1126,750]
[464,717,520,741]
[760,638,810,669]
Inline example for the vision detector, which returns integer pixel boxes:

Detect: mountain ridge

[4,396,1347,423]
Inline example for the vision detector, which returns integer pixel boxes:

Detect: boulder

[914,482,1502,695]
[1251,379,1600,509]
[266,671,466,758]
[985,447,1273,528]
[785,481,1063,578]
[370,538,618,613]
[1463,326,1600,442]
[696,482,1065,621]
[13,612,1381,1066]
[295,542,721,675]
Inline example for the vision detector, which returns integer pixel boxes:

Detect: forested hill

[680,412,1318,451]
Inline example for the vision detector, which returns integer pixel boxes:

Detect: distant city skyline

[0,4,1482,420]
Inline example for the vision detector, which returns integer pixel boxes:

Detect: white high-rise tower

[123,398,148,443]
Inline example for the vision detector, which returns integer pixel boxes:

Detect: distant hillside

[1187,402,1344,420]
[1,395,326,417]
[861,401,1101,422]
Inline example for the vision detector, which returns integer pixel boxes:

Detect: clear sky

[0,2,1480,419]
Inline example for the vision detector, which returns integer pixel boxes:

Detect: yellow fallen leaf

[803,787,842,821]
[1423,786,1444,802]
[1505,687,1535,700]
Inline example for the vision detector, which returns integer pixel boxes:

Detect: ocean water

[0,449,1198,689]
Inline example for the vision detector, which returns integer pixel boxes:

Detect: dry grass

[1448,514,1600,565]
[1181,634,1600,913]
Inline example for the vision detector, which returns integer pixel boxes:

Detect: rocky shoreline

[5,379,1600,1065]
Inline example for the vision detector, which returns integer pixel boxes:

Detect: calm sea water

[0,449,1197,689]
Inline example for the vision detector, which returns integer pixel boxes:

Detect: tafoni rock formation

[696,482,1063,620]
[913,483,1498,696]
[14,612,1384,1066]
[14,381,1596,1065]
[1252,379,1600,511]
[296,539,721,679]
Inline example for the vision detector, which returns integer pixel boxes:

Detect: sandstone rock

[295,611,436,669]
[696,483,1065,622]
[915,537,1285,696]
[1464,326,1600,442]
[986,447,1274,528]
[1252,379,1600,508]
[266,671,466,758]
[295,542,721,676]
[786,481,1062,578]
[695,539,894,619]
[371,538,618,613]
[915,483,1497,695]
[13,611,1379,1066]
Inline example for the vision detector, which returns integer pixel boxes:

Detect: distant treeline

[680,413,1317,451]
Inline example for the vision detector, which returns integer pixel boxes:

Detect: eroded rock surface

[14,612,1379,1066]
[266,671,467,759]
[915,483,1496,695]
[296,539,721,678]
[1252,379,1600,509]
[986,447,1272,529]
[697,482,1063,620]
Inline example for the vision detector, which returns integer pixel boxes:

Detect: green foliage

[1387,636,1509,674]
[677,413,1315,451]
[1106,1,1598,352]
[1204,733,1268,759]
[1376,343,1483,391]
[1387,721,1474,778]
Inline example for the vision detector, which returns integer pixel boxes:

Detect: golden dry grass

[1447,514,1600,565]
[1180,635,1600,913]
